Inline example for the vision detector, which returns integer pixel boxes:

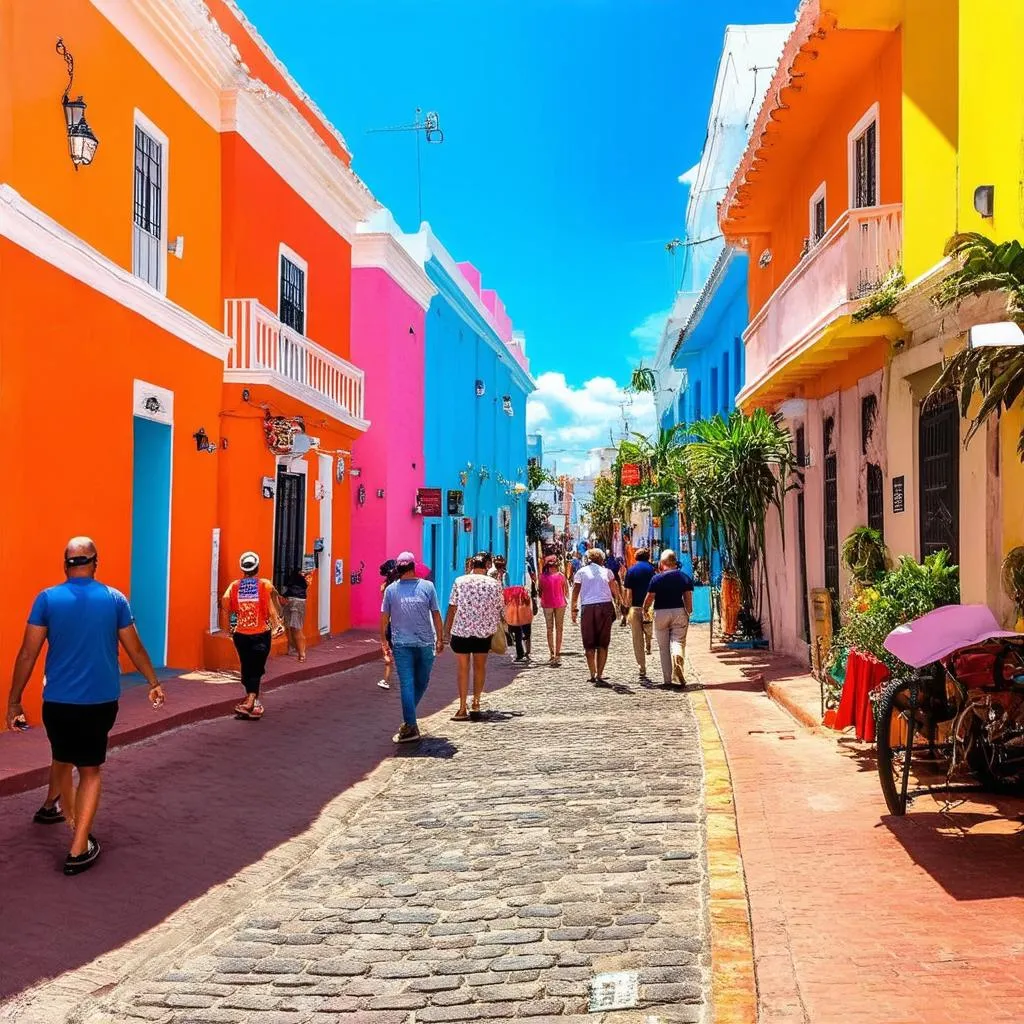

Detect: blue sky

[238,0,796,473]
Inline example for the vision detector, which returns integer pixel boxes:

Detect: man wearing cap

[380,551,444,743]
[6,537,164,875]
[222,551,284,719]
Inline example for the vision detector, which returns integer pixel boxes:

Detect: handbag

[490,625,508,655]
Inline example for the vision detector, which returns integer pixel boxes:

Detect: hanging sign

[263,415,303,454]
[892,475,905,514]
[447,489,464,515]
[621,463,641,487]
[417,487,443,517]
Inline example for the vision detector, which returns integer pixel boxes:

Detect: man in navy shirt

[6,537,164,875]
[622,549,656,679]
[643,549,694,689]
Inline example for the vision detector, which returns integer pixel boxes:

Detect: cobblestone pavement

[4,626,710,1024]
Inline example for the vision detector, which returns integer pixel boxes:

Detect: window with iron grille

[710,368,719,415]
[279,255,306,335]
[694,380,702,421]
[861,394,884,537]
[812,196,826,242]
[722,352,730,410]
[853,120,878,208]
[133,125,163,290]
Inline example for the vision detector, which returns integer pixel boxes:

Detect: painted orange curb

[693,686,758,1023]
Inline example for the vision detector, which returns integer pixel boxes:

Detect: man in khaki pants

[621,549,656,679]
[643,549,694,689]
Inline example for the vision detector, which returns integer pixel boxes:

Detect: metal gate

[919,389,960,562]
[796,426,810,643]
[862,394,884,537]
[823,416,839,622]
[273,468,306,592]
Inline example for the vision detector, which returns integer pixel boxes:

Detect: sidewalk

[689,625,1024,1024]
[0,631,380,797]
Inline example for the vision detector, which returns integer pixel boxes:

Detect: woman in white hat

[222,552,284,719]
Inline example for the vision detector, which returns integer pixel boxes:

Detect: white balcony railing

[224,299,367,429]
[742,204,902,396]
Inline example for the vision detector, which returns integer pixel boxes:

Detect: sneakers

[377,678,390,689]
[392,723,421,744]
[33,800,65,825]
[64,835,101,876]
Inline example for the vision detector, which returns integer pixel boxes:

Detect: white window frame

[132,109,169,295]
[809,181,827,245]
[277,242,309,335]
[847,102,880,210]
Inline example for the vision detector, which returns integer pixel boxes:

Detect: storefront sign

[621,463,641,487]
[892,475,905,514]
[417,487,443,517]
[447,489,464,515]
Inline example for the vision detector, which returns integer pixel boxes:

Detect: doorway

[795,426,810,644]
[919,389,960,562]
[317,455,332,635]
[823,416,839,628]
[273,467,306,593]
[130,417,172,666]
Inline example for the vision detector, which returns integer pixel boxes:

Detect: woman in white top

[570,548,623,686]
[443,554,504,720]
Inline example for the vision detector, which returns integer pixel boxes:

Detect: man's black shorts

[42,700,119,767]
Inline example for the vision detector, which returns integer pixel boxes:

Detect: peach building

[0,0,374,720]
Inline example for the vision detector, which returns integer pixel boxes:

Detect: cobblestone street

[2,627,712,1024]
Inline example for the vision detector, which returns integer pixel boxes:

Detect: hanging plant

[840,526,890,585]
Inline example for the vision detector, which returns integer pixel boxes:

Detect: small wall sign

[417,487,443,517]
[892,475,905,514]
[588,970,639,1011]
[334,558,344,585]
[447,489,464,515]
[261,476,276,499]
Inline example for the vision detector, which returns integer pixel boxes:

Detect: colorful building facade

[720,0,1024,661]
[0,0,378,718]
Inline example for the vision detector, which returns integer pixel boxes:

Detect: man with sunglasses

[6,537,164,875]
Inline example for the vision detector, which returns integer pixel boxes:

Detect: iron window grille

[279,256,306,336]
[132,126,163,289]
[853,121,878,208]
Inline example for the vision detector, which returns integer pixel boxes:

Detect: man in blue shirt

[622,550,657,679]
[380,550,444,744]
[6,537,164,875]
[643,549,695,689]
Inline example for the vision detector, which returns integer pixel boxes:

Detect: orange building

[719,2,904,661]
[0,0,374,721]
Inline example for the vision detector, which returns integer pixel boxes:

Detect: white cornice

[222,85,378,243]
[352,232,436,311]
[0,186,232,362]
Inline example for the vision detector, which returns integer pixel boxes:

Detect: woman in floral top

[444,554,504,720]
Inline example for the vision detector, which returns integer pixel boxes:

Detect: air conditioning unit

[809,588,834,678]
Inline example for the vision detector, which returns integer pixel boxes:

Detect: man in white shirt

[570,549,623,685]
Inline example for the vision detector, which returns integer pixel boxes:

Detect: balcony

[738,204,902,410]
[224,299,368,431]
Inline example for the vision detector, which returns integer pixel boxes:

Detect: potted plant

[841,526,890,590]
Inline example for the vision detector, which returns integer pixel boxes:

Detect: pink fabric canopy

[883,604,1020,669]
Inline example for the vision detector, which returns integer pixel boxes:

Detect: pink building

[349,211,436,628]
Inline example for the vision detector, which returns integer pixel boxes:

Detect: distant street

[2,632,709,1023]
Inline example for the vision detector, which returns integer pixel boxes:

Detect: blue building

[414,226,535,605]
[653,23,791,568]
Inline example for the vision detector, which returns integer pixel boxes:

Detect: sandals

[452,708,470,721]
[235,699,264,719]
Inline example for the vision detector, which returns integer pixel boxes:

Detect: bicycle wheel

[875,678,928,816]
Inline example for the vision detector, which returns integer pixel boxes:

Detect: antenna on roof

[367,108,444,225]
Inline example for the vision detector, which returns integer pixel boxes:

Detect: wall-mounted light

[475,379,486,397]
[376,488,386,499]
[56,39,98,169]
[193,427,215,453]
[357,484,366,505]
[974,185,995,219]
[502,395,514,416]
[167,235,185,260]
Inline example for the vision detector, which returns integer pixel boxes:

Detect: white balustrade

[224,299,366,426]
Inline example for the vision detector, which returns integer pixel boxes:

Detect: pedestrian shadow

[470,709,523,724]
[394,736,458,759]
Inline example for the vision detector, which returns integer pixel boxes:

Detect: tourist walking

[622,548,656,679]
[643,549,694,689]
[444,554,504,720]
[377,559,401,689]
[282,567,310,663]
[503,579,534,662]
[539,555,569,665]
[222,551,284,719]
[571,548,623,686]
[380,551,444,743]
[6,537,164,875]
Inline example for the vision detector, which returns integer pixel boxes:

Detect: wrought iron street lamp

[56,38,98,169]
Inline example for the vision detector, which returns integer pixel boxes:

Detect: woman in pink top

[539,555,570,666]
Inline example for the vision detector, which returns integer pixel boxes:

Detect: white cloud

[525,372,656,478]
[678,162,700,186]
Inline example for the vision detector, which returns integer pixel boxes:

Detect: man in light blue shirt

[381,551,444,744]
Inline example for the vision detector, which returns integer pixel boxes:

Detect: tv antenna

[368,108,444,225]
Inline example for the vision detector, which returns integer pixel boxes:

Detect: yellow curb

[693,686,758,1024]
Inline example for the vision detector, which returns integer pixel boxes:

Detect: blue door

[130,417,172,666]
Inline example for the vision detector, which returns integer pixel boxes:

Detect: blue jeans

[392,645,435,727]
